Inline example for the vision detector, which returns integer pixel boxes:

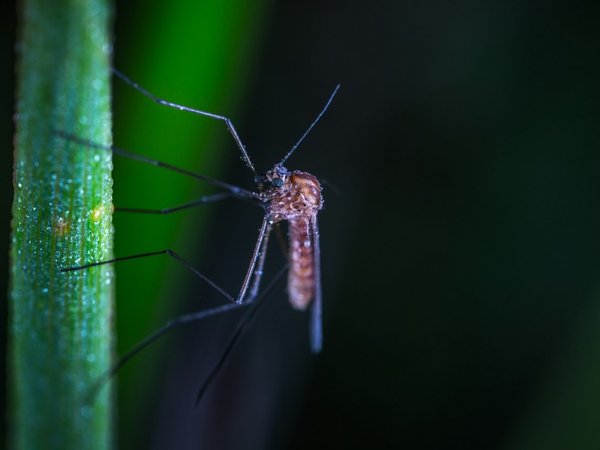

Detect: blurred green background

[3,0,600,449]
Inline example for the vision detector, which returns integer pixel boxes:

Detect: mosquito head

[255,164,291,193]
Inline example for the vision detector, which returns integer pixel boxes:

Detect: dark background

[4,1,600,449]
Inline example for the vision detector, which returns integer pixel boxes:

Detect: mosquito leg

[112,69,257,174]
[246,221,272,302]
[309,215,323,353]
[84,264,288,406]
[195,264,288,405]
[62,249,233,303]
[115,192,235,215]
[235,217,272,304]
[245,223,288,302]
[85,301,245,405]
[54,130,259,200]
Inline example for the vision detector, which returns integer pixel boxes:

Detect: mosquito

[60,69,340,401]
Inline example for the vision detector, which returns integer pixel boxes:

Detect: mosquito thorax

[256,164,323,223]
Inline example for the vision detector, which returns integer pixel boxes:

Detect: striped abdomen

[288,217,315,310]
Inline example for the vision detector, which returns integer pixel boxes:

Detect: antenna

[279,84,341,166]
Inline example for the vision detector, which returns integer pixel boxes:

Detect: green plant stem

[10,1,114,449]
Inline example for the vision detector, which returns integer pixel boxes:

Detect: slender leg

[235,217,271,304]
[54,130,259,200]
[112,69,256,174]
[247,222,272,302]
[309,215,323,353]
[115,192,234,215]
[245,222,287,302]
[85,301,244,404]
[195,264,288,405]
[85,263,288,406]
[62,217,273,305]
[62,249,233,302]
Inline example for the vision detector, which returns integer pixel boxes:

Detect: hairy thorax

[260,166,322,223]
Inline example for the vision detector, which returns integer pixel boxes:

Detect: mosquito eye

[272,178,284,187]
[254,175,266,184]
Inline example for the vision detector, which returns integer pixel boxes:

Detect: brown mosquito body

[247,165,325,351]
[260,167,322,309]
[59,69,339,401]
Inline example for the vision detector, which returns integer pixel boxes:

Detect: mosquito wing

[309,214,323,353]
